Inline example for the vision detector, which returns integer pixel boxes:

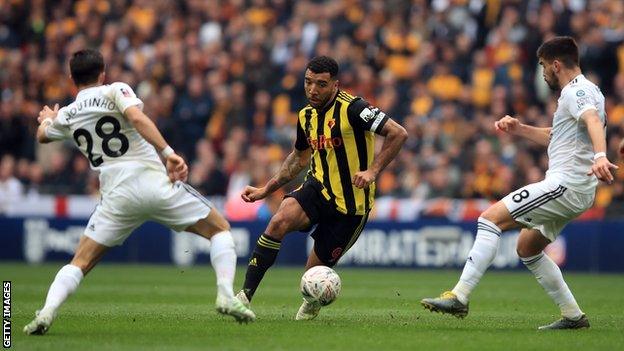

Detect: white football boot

[295,299,321,321]
[235,290,250,307]
[23,308,57,335]
[216,294,256,324]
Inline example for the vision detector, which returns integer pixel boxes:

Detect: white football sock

[42,264,84,312]
[210,231,237,299]
[452,217,501,304]
[521,252,583,320]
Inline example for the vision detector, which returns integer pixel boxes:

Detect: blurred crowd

[2,0,624,216]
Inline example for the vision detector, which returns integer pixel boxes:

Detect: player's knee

[516,242,537,258]
[190,210,231,238]
[210,212,230,233]
[205,224,230,238]
[266,213,290,240]
[516,245,527,258]
[480,208,499,226]
[480,202,514,231]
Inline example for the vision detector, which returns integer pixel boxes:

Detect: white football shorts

[85,169,212,246]
[502,176,595,241]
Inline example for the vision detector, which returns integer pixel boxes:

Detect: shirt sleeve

[45,109,71,141]
[566,86,599,120]
[294,118,310,150]
[346,98,389,134]
[110,82,144,113]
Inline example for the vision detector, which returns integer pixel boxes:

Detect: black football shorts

[285,178,369,266]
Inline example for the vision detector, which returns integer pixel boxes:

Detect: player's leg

[24,236,110,335]
[304,249,325,270]
[185,209,236,300]
[24,195,139,335]
[70,236,110,274]
[294,250,325,321]
[240,197,311,302]
[514,184,593,330]
[303,218,367,270]
[296,211,367,320]
[422,178,567,317]
[451,201,519,304]
[421,200,519,317]
[183,208,255,322]
[296,248,344,321]
[151,179,255,323]
[517,228,588,330]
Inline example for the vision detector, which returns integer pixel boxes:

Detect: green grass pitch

[2,263,623,351]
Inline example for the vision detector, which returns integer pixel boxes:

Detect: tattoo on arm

[265,150,309,194]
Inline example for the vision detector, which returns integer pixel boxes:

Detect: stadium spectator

[1,0,624,217]
[0,155,23,213]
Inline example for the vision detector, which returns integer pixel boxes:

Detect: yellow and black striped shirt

[295,90,389,216]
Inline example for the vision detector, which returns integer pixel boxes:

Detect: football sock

[210,231,237,299]
[452,217,501,304]
[242,233,281,301]
[41,264,84,312]
[521,252,583,320]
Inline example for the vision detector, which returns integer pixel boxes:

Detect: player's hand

[587,156,618,184]
[166,153,188,182]
[241,186,268,202]
[352,170,376,189]
[37,104,59,124]
[495,115,520,134]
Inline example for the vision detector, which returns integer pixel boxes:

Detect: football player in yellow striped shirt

[237,56,407,320]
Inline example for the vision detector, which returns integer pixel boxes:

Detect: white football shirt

[46,82,164,194]
[546,74,605,194]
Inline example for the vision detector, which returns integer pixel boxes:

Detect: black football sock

[242,233,281,301]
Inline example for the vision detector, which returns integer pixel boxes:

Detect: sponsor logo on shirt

[307,135,343,150]
[576,96,591,110]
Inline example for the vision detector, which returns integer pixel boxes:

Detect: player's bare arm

[241,148,312,202]
[619,138,624,159]
[35,104,60,144]
[495,115,551,146]
[124,105,188,182]
[353,118,407,189]
[582,109,618,183]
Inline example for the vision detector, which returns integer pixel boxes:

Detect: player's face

[304,69,338,109]
[539,58,559,91]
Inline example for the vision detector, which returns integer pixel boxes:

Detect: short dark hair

[537,36,579,68]
[69,49,104,86]
[306,56,339,78]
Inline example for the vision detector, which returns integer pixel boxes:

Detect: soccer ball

[300,265,341,306]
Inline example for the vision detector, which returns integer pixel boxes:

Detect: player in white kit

[24,49,255,335]
[421,37,618,329]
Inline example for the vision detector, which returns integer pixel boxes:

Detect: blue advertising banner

[1,217,623,272]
